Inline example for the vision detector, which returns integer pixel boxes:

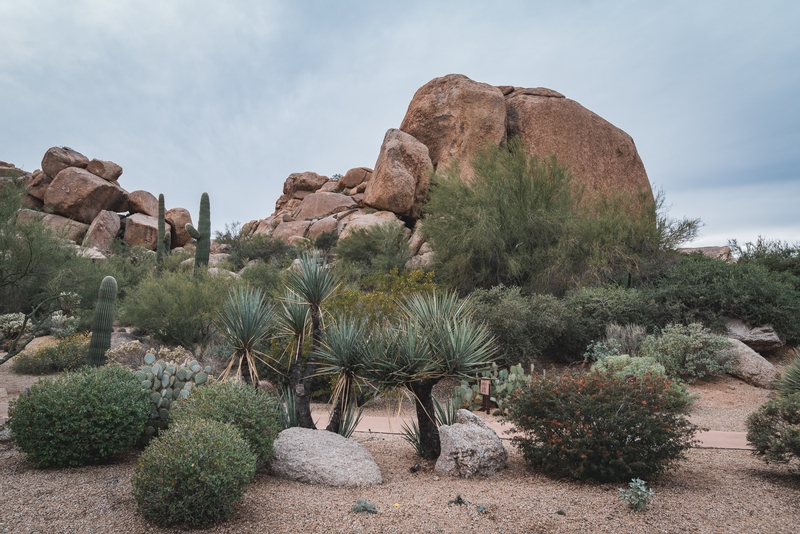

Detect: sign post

[479,378,492,414]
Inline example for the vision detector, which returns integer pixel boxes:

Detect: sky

[1,0,798,247]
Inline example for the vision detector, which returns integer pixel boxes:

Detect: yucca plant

[285,251,340,428]
[217,286,275,385]
[314,315,373,434]
[776,354,800,397]
[370,292,496,460]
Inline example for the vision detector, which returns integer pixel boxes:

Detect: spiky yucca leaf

[217,286,275,384]
[286,250,339,309]
[777,355,800,397]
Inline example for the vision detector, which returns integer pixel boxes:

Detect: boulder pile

[244,74,655,269]
[11,147,194,259]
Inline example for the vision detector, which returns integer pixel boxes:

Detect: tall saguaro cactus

[156,194,171,267]
[185,192,210,274]
[88,276,118,366]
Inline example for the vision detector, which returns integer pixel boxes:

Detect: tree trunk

[295,305,322,429]
[410,378,441,461]
[326,399,343,433]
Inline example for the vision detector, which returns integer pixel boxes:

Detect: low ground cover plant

[638,323,733,382]
[619,478,655,512]
[131,418,257,528]
[506,368,699,482]
[11,333,90,374]
[8,364,150,467]
[171,379,282,462]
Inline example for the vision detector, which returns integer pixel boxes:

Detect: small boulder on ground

[727,338,780,389]
[435,409,507,478]
[271,427,382,487]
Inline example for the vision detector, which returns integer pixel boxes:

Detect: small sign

[479,378,491,396]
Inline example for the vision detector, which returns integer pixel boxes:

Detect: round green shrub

[132,418,256,528]
[591,354,667,378]
[506,369,699,482]
[638,323,733,382]
[171,380,282,462]
[746,393,800,470]
[8,364,150,467]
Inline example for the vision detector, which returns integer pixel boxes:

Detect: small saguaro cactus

[185,192,210,273]
[88,275,118,366]
[156,194,171,266]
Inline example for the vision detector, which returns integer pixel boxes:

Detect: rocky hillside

[241,74,654,269]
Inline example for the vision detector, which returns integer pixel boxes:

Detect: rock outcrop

[271,427,382,487]
[435,410,507,478]
[83,210,122,253]
[41,147,89,178]
[245,74,655,266]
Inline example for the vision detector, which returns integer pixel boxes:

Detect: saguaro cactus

[88,275,118,366]
[185,192,210,273]
[156,194,171,266]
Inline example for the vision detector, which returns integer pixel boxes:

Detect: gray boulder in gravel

[727,338,780,389]
[270,427,382,487]
[435,409,507,478]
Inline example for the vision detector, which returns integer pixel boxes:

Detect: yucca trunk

[410,378,440,460]
[294,304,321,429]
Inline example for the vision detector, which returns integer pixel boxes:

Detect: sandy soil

[1,349,799,533]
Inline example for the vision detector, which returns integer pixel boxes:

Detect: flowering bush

[506,369,700,482]
[11,334,90,374]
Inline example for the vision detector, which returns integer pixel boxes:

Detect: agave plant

[284,250,340,428]
[217,286,275,385]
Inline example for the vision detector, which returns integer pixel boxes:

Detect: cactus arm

[185,223,201,240]
[88,276,117,367]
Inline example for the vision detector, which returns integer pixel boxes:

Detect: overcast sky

[2,0,798,247]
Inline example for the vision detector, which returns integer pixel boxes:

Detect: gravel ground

[1,354,799,533]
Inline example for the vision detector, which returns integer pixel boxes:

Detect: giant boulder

[165,208,193,248]
[271,427,382,487]
[363,129,433,218]
[399,74,507,182]
[43,167,128,224]
[16,209,89,243]
[505,86,654,207]
[436,410,507,478]
[82,210,121,253]
[127,190,159,217]
[292,192,357,221]
[283,172,329,198]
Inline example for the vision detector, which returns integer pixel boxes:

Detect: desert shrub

[652,254,800,343]
[591,354,666,378]
[131,418,256,528]
[559,286,662,362]
[506,369,698,482]
[315,231,339,253]
[471,285,570,367]
[422,138,699,295]
[604,323,647,356]
[327,269,436,325]
[8,364,150,467]
[215,223,298,271]
[746,393,800,471]
[333,222,411,282]
[171,380,282,462]
[11,334,90,374]
[638,323,733,382]
[119,270,237,354]
[776,355,800,398]
[240,260,285,296]
[730,236,800,280]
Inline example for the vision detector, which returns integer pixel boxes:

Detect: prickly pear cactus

[87,276,117,367]
[185,192,210,273]
[137,352,212,444]
[456,362,533,415]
